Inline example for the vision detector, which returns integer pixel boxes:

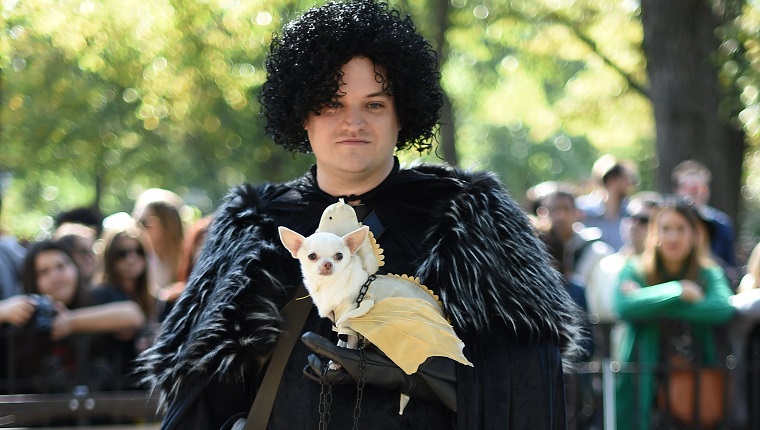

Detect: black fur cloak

[139,160,584,429]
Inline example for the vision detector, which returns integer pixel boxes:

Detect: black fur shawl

[138,161,583,423]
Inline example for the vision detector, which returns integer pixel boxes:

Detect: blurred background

[6,1,760,428]
[1,0,759,257]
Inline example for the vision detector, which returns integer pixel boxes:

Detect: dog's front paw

[346,334,359,349]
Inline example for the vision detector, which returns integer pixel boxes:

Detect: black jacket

[139,160,584,429]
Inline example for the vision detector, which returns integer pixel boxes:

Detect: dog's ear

[278,226,305,258]
[342,226,369,255]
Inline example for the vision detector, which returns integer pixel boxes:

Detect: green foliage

[439,0,652,199]
[728,4,760,142]
[2,0,314,238]
[2,0,741,240]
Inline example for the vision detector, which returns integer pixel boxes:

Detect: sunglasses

[114,247,145,259]
[631,215,650,225]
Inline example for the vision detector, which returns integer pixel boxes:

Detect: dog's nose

[318,261,334,275]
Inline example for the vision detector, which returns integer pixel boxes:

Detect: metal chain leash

[352,339,367,430]
[316,344,367,430]
[356,274,376,305]
[319,361,333,430]
[348,273,373,430]
[318,273,374,430]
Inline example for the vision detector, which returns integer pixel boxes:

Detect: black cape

[138,160,584,429]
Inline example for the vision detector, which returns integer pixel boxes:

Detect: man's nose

[342,107,365,130]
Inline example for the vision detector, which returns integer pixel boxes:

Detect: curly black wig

[258,0,443,153]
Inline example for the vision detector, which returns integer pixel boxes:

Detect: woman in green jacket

[614,199,734,430]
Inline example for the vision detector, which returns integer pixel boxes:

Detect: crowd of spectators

[1,155,760,429]
[0,188,210,402]
[527,156,755,429]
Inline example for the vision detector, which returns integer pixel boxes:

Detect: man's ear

[343,226,369,255]
[278,226,305,258]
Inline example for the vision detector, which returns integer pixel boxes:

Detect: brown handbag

[657,354,725,427]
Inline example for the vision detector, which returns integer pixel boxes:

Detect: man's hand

[52,303,73,340]
[301,331,458,411]
[0,296,35,326]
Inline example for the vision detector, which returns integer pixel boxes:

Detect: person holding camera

[0,295,35,327]
[23,240,146,341]
[1,240,146,393]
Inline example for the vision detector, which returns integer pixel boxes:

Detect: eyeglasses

[73,247,94,257]
[115,247,145,259]
[664,195,695,208]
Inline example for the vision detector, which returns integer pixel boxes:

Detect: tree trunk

[641,0,745,225]
[434,0,458,167]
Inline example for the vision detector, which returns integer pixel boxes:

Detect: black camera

[29,294,58,333]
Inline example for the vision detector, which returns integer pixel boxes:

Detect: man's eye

[308,253,317,261]
[335,253,343,261]
[367,102,382,109]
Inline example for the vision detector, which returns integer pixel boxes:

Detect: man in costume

[138,1,584,428]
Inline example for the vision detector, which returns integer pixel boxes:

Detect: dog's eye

[308,253,317,261]
[334,252,343,261]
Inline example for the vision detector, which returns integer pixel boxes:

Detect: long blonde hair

[143,200,184,281]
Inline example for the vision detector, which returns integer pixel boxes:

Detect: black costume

[139,159,583,429]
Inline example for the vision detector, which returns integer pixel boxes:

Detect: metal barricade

[0,326,163,427]
[565,320,749,430]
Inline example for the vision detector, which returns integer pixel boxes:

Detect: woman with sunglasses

[614,199,734,430]
[95,223,156,319]
[89,221,157,390]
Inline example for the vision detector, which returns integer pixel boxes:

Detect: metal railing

[4,319,760,428]
[0,327,163,427]
[565,319,758,430]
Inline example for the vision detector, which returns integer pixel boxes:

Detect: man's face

[608,172,634,200]
[545,195,576,238]
[628,210,652,255]
[676,174,710,207]
[304,57,401,189]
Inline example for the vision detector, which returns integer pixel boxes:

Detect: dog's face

[300,232,352,277]
[279,226,369,281]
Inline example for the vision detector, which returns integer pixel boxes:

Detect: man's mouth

[338,139,369,145]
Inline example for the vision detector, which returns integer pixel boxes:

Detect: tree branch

[510,9,649,99]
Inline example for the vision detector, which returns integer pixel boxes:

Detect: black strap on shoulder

[361,210,386,238]
[245,283,311,430]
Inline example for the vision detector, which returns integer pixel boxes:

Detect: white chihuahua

[278,224,473,415]
[278,225,369,349]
